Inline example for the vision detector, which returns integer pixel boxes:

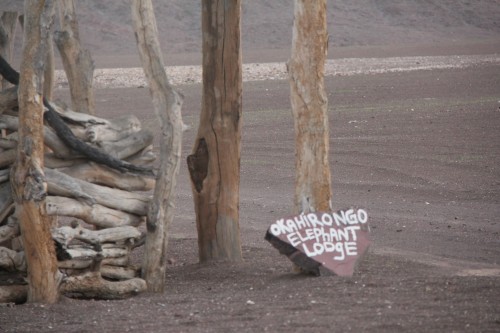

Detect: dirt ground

[2,2,500,331]
[1,42,500,332]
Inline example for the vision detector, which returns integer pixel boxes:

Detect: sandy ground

[1,42,499,332]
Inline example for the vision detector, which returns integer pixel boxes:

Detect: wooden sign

[265,208,370,276]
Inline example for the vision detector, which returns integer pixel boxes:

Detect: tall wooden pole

[43,4,55,100]
[187,0,242,262]
[131,0,183,292]
[12,0,60,303]
[288,0,332,214]
[54,0,95,115]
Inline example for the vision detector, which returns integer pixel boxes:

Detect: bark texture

[288,0,332,214]
[54,0,95,115]
[187,0,243,263]
[60,272,146,300]
[131,0,184,292]
[43,8,55,100]
[12,0,61,303]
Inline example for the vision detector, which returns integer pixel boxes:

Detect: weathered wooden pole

[131,0,183,292]
[11,0,61,303]
[54,0,95,115]
[288,0,332,214]
[187,0,243,262]
[43,5,55,100]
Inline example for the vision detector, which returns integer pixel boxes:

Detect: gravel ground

[54,54,500,89]
[3,61,499,333]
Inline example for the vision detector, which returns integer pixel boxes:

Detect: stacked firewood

[0,94,156,302]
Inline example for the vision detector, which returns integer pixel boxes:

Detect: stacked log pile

[0,96,156,302]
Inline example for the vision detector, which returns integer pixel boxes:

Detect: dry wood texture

[59,162,154,191]
[0,86,17,114]
[0,2,162,304]
[288,0,332,214]
[60,272,146,300]
[0,285,27,304]
[11,0,61,303]
[187,0,243,263]
[46,196,144,228]
[45,168,151,215]
[0,215,18,243]
[54,0,95,115]
[0,29,154,305]
[0,246,25,271]
[132,0,184,292]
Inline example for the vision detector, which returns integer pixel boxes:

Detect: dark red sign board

[265,208,370,276]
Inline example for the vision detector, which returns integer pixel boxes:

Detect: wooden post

[54,0,95,115]
[187,0,243,262]
[11,0,61,303]
[131,0,183,292]
[0,11,18,90]
[288,0,332,214]
[43,5,55,100]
